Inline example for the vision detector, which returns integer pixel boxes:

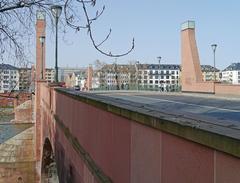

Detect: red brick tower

[36,10,46,81]
[86,65,93,90]
[35,10,46,182]
[181,21,214,93]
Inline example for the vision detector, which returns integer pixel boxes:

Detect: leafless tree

[0,0,135,65]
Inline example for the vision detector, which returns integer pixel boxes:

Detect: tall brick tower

[36,10,46,81]
[181,21,214,93]
[86,65,93,90]
[35,11,46,182]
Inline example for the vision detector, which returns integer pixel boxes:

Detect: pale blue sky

[44,0,240,69]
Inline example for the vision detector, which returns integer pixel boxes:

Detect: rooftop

[0,63,18,70]
[223,63,240,71]
[201,65,220,72]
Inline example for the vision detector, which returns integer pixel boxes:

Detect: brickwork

[36,11,46,81]
[0,92,31,107]
[14,100,32,123]
[86,65,93,90]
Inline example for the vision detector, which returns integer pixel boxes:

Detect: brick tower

[36,10,46,81]
[181,21,214,93]
[86,65,93,90]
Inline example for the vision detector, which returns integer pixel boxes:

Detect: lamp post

[157,56,161,91]
[211,44,217,82]
[51,5,62,83]
[39,36,45,80]
[135,61,139,91]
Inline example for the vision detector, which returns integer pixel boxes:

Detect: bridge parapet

[39,84,240,183]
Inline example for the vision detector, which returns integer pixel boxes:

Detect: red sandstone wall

[14,100,32,123]
[39,87,240,183]
[215,84,240,96]
[182,82,214,93]
[0,92,31,107]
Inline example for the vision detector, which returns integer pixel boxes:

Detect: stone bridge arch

[41,138,59,183]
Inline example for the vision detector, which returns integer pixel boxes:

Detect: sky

[43,0,240,70]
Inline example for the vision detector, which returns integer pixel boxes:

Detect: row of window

[140,75,179,80]
[139,80,179,84]
[1,70,17,74]
[139,70,179,75]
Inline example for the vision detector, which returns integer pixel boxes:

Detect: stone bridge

[33,14,240,183]
[36,82,240,183]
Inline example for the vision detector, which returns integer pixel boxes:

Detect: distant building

[0,64,19,93]
[65,70,86,88]
[59,67,86,82]
[221,63,240,84]
[19,68,32,91]
[45,68,55,83]
[201,65,220,81]
[138,64,181,91]
[97,64,136,90]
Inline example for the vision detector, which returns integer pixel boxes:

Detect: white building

[45,68,55,83]
[59,67,86,82]
[138,64,181,91]
[221,63,240,84]
[0,64,19,93]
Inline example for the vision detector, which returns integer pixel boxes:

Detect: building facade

[221,63,240,84]
[45,68,55,83]
[201,65,220,82]
[138,64,181,91]
[58,67,86,82]
[97,64,136,90]
[0,64,19,93]
[19,68,32,91]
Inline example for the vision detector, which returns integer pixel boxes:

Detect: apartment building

[221,63,240,84]
[97,64,136,90]
[45,68,55,83]
[19,68,32,91]
[201,65,220,81]
[0,64,19,93]
[138,64,181,91]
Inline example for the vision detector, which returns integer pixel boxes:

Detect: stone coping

[55,88,240,158]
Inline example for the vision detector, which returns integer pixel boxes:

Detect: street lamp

[211,44,217,82]
[39,36,45,80]
[51,5,62,83]
[135,61,139,91]
[157,56,161,91]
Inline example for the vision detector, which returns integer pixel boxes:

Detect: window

[171,71,175,74]
[166,76,169,79]
[172,76,175,79]
[166,71,169,74]
[155,80,158,84]
[155,76,158,79]
[149,80,153,84]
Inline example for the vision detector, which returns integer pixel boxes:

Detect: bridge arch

[41,138,59,183]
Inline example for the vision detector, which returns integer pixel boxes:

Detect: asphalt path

[97,92,240,129]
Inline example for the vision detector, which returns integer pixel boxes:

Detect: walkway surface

[79,91,240,139]
[97,92,240,125]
